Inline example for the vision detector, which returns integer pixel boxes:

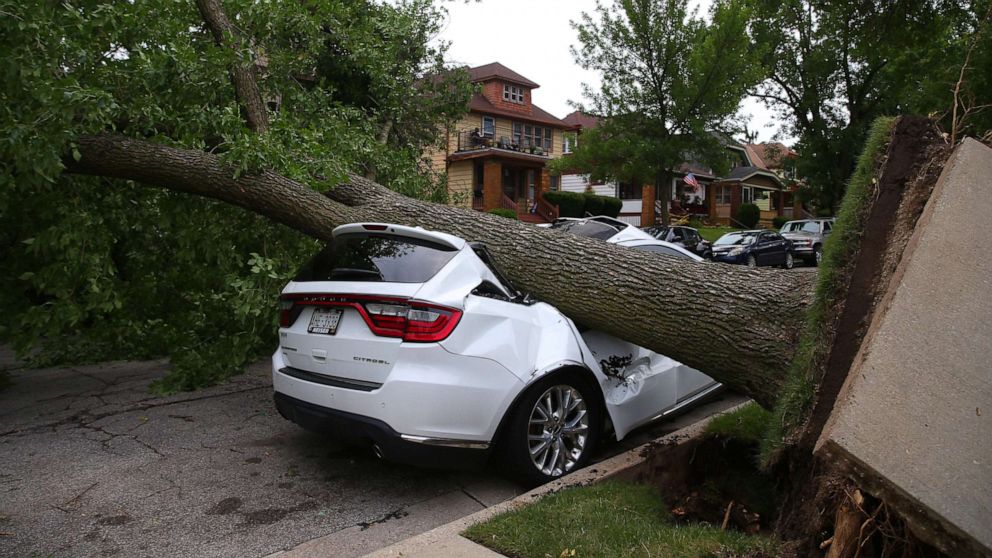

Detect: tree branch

[63,133,815,407]
[196,0,269,134]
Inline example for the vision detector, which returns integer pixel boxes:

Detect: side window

[823,221,832,232]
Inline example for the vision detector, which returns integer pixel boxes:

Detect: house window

[618,182,641,200]
[512,123,553,151]
[481,116,495,138]
[742,186,753,204]
[503,84,525,103]
[550,175,559,192]
[716,185,732,204]
[563,132,576,153]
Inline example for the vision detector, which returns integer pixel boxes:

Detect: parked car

[642,225,713,259]
[710,230,795,268]
[779,218,834,266]
[272,222,718,485]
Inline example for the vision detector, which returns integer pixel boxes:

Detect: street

[0,352,744,558]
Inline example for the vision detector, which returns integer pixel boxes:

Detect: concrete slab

[817,138,992,557]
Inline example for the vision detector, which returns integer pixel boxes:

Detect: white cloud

[432,0,792,144]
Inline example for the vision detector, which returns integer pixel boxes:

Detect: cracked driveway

[0,350,745,557]
[0,353,523,558]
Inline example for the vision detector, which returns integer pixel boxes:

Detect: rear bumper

[274,392,490,469]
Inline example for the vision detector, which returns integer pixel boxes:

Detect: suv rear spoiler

[332,223,465,251]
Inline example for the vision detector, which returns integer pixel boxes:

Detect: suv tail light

[278,294,461,343]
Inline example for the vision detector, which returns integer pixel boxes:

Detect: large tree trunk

[67,134,815,408]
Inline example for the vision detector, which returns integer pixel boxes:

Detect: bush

[772,216,790,229]
[737,203,760,229]
[583,193,605,216]
[543,191,586,218]
[488,208,518,219]
[601,197,622,218]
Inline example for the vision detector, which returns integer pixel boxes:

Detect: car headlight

[728,247,744,256]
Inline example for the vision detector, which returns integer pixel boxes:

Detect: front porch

[463,156,558,223]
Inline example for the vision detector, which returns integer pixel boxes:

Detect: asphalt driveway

[0,351,744,558]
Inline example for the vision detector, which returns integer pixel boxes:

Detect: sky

[433,0,789,143]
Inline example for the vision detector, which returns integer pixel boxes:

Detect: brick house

[558,112,800,227]
[427,63,569,222]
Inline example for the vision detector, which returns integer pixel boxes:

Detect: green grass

[463,481,779,558]
[759,116,897,465]
[697,226,739,243]
[706,403,773,445]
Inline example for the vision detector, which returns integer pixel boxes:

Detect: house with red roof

[557,112,803,226]
[426,63,570,222]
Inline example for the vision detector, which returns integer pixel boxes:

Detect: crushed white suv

[272,222,717,484]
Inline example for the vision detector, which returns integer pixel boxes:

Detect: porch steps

[517,213,550,224]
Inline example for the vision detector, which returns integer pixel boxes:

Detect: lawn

[697,226,739,243]
[463,481,779,558]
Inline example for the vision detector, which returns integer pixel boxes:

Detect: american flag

[684,172,699,190]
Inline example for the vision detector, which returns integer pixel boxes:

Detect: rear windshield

[550,220,619,240]
[294,233,457,283]
[781,221,820,233]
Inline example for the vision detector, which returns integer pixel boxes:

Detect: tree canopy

[554,0,762,224]
[0,0,472,389]
[747,0,992,211]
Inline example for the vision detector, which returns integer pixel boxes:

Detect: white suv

[272,222,717,484]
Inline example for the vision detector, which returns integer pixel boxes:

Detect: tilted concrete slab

[817,138,992,557]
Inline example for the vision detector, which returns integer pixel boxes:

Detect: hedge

[583,193,605,216]
[737,203,760,228]
[601,197,622,218]
[543,191,622,218]
[488,208,518,219]
[772,216,790,229]
[542,191,586,218]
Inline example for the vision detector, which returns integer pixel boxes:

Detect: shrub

[583,193,605,216]
[543,191,586,218]
[488,208,518,219]
[772,216,790,229]
[601,197,622,218]
[737,203,760,228]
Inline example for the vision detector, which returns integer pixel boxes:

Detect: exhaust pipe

[371,443,384,460]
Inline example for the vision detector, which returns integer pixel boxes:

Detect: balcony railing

[455,123,554,156]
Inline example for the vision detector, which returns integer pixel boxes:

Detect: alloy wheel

[527,385,589,477]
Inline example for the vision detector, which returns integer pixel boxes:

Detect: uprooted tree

[0,1,983,553]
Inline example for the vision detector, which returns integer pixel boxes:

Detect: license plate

[308,308,343,335]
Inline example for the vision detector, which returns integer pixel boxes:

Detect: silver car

[779,218,834,265]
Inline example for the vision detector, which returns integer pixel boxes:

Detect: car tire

[746,255,757,268]
[813,245,823,266]
[783,252,795,269]
[502,372,602,487]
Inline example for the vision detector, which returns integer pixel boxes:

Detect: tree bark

[195,0,269,134]
[66,134,816,407]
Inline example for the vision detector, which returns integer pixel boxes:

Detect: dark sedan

[710,230,795,268]
[642,225,712,259]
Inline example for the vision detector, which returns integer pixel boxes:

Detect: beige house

[428,63,569,222]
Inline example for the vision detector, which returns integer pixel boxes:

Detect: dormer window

[503,84,525,104]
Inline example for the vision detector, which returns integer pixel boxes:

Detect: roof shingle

[467,62,540,88]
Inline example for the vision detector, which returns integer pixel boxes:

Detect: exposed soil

[637,435,782,538]
[775,117,952,557]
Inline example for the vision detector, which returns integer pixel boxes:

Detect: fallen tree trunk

[67,133,815,407]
